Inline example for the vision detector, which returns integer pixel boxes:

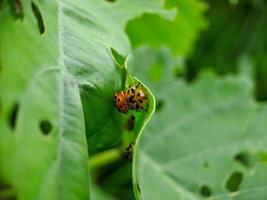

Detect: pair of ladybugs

[114,82,148,113]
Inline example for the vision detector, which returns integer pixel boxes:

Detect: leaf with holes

[129,48,267,199]
[0,0,172,199]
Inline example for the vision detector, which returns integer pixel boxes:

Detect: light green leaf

[0,0,170,199]
[131,48,267,199]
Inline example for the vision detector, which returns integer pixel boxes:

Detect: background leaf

[131,47,267,199]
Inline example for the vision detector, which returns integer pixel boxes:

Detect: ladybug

[114,82,148,113]
[114,91,129,113]
[126,82,148,111]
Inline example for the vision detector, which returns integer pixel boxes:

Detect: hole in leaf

[9,103,19,129]
[111,48,125,67]
[31,1,45,34]
[203,161,210,169]
[0,180,17,200]
[234,152,251,167]
[10,0,23,20]
[225,171,243,192]
[156,100,164,112]
[199,184,212,197]
[125,115,135,131]
[39,120,52,135]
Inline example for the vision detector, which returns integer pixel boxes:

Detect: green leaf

[131,48,267,199]
[126,0,207,56]
[0,0,171,199]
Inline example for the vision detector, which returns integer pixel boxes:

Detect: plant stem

[88,148,122,171]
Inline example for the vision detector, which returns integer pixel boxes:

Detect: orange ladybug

[114,91,129,113]
[114,82,148,113]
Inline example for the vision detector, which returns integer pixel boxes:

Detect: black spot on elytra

[131,88,135,93]
[139,99,143,103]
[199,184,212,197]
[31,1,45,34]
[9,103,19,130]
[137,92,140,96]
[225,171,243,192]
[129,96,134,103]
[39,120,52,136]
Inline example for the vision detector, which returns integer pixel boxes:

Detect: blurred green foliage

[126,0,207,55]
[188,0,267,101]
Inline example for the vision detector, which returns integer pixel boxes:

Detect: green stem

[88,148,122,171]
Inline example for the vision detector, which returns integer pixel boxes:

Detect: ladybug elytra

[114,82,148,113]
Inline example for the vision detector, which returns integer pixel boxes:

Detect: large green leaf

[0,0,172,199]
[0,3,90,196]
[131,48,267,199]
